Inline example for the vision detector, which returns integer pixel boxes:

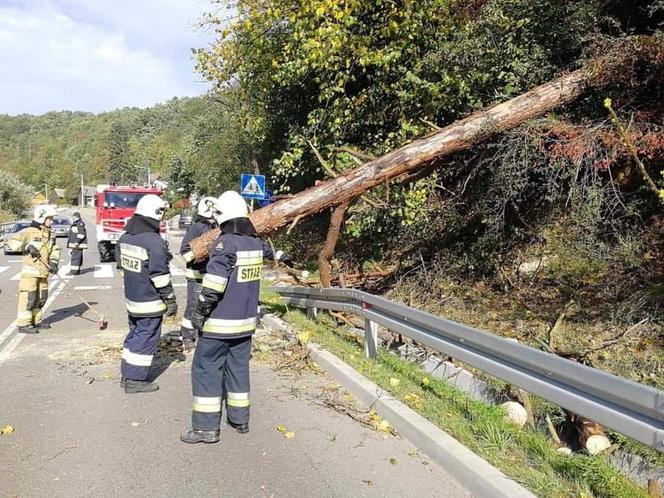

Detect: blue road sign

[240,174,266,200]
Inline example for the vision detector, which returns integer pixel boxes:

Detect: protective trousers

[121,316,163,381]
[191,336,251,431]
[17,277,48,326]
[70,249,83,274]
[180,279,201,341]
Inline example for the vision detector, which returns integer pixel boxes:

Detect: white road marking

[8,259,22,263]
[74,285,113,291]
[10,272,21,281]
[0,279,65,366]
[0,266,9,275]
[58,264,72,278]
[93,264,114,279]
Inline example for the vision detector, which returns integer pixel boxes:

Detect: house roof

[54,189,66,198]
[79,186,96,196]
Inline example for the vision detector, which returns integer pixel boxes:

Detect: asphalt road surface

[0,208,471,498]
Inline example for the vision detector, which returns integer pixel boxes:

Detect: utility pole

[80,173,84,208]
[147,166,151,187]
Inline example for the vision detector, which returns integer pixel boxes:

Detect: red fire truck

[95,185,166,262]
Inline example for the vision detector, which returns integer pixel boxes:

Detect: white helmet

[197,196,218,219]
[33,205,57,224]
[135,194,167,221]
[215,191,248,225]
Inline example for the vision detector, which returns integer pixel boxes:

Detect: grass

[260,288,648,498]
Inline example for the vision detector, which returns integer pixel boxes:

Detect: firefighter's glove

[25,244,40,259]
[190,307,206,332]
[166,301,178,317]
[49,261,58,274]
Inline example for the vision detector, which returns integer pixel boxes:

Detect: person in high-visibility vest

[6,205,61,334]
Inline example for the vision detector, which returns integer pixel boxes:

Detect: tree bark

[251,68,593,234]
[318,202,350,288]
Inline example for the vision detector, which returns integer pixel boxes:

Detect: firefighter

[6,205,61,334]
[115,194,177,394]
[179,197,219,352]
[181,190,294,444]
[67,212,87,275]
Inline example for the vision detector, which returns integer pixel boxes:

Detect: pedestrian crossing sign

[240,174,266,200]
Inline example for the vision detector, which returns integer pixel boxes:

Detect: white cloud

[0,0,212,115]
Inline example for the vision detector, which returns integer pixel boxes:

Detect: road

[0,209,471,498]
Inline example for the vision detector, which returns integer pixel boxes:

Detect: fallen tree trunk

[250,68,592,234]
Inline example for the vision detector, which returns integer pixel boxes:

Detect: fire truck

[95,185,166,262]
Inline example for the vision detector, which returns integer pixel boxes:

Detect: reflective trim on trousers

[193,396,222,413]
[202,317,256,335]
[182,251,195,263]
[202,274,227,293]
[151,274,171,288]
[181,317,193,329]
[125,299,167,315]
[227,392,250,408]
[122,347,154,367]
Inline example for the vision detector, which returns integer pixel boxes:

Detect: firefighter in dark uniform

[179,197,218,352]
[115,194,177,394]
[181,191,293,444]
[67,212,88,275]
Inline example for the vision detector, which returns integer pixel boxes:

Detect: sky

[0,0,215,115]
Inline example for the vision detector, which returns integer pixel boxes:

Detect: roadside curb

[261,313,536,498]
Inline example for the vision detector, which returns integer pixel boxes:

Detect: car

[2,220,32,255]
[51,215,72,238]
[178,213,194,230]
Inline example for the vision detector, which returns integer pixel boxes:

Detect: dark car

[2,220,32,255]
[178,213,194,230]
[51,215,72,238]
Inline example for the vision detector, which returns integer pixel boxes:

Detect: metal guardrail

[268,286,664,452]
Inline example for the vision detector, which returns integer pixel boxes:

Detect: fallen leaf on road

[131,422,140,427]
[284,431,295,439]
[377,420,391,433]
[389,457,398,465]
[389,377,400,387]
[362,480,373,486]
[329,434,337,443]
[276,424,287,433]
[0,425,14,435]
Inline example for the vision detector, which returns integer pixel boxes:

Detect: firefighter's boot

[34,322,51,329]
[181,429,220,444]
[124,379,159,394]
[229,421,249,434]
[17,325,38,334]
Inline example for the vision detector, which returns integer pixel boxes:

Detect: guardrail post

[307,306,318,320]
[364,319,378,359]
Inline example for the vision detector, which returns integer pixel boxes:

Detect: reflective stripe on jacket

[179,220,215,281]
[201,233,274,340]
[116,231,171,317]
[67,219,88,249]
